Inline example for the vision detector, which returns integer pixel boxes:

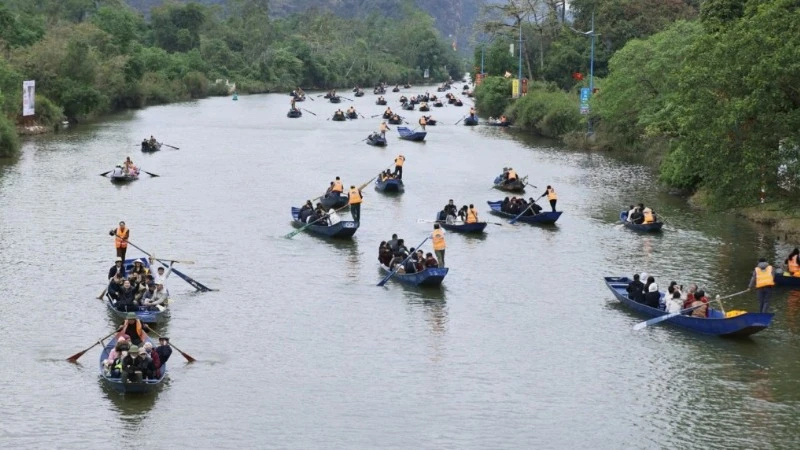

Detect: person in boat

[129,258,148,278]
[328,176,344,198]
[142,342,160,379]
[785,248,800,276]
[414,250,426,272]
[500,115,509,124]
[109,220,130,261]
[103,336,130,377]
[394,154,405,179]
[625,205,637,222]
[400,95,408,103]
[469,106,476,117]
[389,244,409,269]
[380,121,390,138]
[107,271,125,302]
[688,290,709,317]
[121,312,146,346]
[115,280,138,312]
[108,256,126,280]
[327,208,341,226]
[334,109,345,120]
[466,204,479,223]
[387,234,399,253]
[403,248,418,274]
[442,199,458,223]
[432,223,446,268]
[418,115,427,131]
[424,252,438,268]
[378,241,393,266]
[148,136,157,146]
[144,281,169,311]
[384,107,393,117]
[644,283,660,308]
[390,114,401,123]
[642,207,656,224]
[526,197,543,215]
[298,200,314,223]
[347,106,356,116]
[348,185,362,223]
[122,344,146,383]
[666,290,683,313]
[539,185,558,212]
[749,257,775,313]
[290,97,297,111]
[626,274,645,302]
[505,167,518,184]
[156,336,172,366]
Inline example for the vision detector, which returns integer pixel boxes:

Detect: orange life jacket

[547,188,557,201]
[332,180,343,193]
[349,188,362,204]
[755,265,775,288]
[466,208,478,223]
[115,227,129,248]
[432,229,445,250]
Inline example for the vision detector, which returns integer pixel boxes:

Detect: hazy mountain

[125,0,484,51]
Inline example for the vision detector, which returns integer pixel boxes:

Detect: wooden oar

[509,201,536,224]
[302,108,317,116]
[341,96,354,101]
[162,143,180,150]
[455,115,466,125]
[145,328,196,363]
[121,238,215,292]
[285,203,351,239]
[377,236,430,286]
[99,171,112,177]
[142,170,160,177]
[67,329,119,363]
[370,114,381,118]
[633,289,750,331]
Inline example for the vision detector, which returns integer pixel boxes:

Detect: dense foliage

[475,0,800,207]
[0,0,462,157]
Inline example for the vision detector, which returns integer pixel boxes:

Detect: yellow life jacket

[395,156,405,167]
[755,265,775,288]
[507,169,517,181]
[466,208,478,223]
[432,229,445,250]
[547,188,558,201]
[349,188,362,204]
[332,180,343,192]
[643,210,654,224]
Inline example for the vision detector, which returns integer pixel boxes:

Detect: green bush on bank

[473,77,512,118]
[0,115,20,158]
[506,88,583,139]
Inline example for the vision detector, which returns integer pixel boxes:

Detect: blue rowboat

[437,217,487,234]
[380,264,448,287]
[397,126,426,142]
[100,334,167,394]
[329,96,341,103]
[620,211,664,232]
[287,109,302,118]
[104,257,168,324]
[492,174,526,193]
[319,193,349,210]
[141,142,161,152]
[290,207,359,238]
[109,169,139,184]
[604,276,773,337]
[375,177,404,193]
[463,116,479,126]
[487,201,562,224]
[366,134,387,147]
[775,273,800,287]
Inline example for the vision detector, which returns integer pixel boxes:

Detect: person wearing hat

[121,312,145,346]
[130,258,148,278]
[121,344,144,383]
[749,257,775,313]
[108,257,126,280]
[156,337,172,366]
[140,344,158,379]
[109,221,130,261]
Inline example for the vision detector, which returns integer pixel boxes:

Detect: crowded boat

[624,203,658,224]
[499,196,543,216]
[106,257,171,312]
[378,233,439,274]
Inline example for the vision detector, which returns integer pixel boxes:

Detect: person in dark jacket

[107,272,125,302]
[156,337,172,366]
[403,248,417,274]
[627,274,645,303]
[443,199,458,218]
[122,345,144,383]
[116,280,137,312]
[644,283,661,308]
[108,257,126,280]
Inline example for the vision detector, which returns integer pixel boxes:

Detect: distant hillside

[125,0,482,51]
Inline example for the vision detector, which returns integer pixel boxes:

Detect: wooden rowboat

[109,169,139,183]
[104,257,169,324]
[375,177,404,193]
[287,109,302,118]
[366,134,387,147]
[100,334,167,394]
[291,207,358,238]
[141,142,161,153]
[492,175,527,193]
[463,117,478,126]
[397,126,426,142]
[487,200,562,224]
[604,276,773,337]
[619,211,664,232]
[436,217,487,234]
[379,264,448,287]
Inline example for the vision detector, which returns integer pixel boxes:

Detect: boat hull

[100,336,167,394]
[487,201,562,224]
[141,142,161,152]
[380,265,448,287]
[109,173,139,183]
[775,273,800,287]
[604,276,773,337]
[287,110,302,118]
[366,136,387,147]
[397,126,426,142]
[620,212,664,232]
[291,207,358,238]
[492,175,526,193]
[319,194,349,210]
[463,117,479,126]
[440,219,487,234]
[375,178,404,193]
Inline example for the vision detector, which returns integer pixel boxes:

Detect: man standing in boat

[109,221,130,261]
[394,154,405,179]
[432,223,446,268]
[749,257,775,313]
[348,185,363,223]
[540,185,558,212]
[380,121,390,138]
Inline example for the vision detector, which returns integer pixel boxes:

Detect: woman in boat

[689,290,709,317]
[666,291,683,313]
[143,342,161,379]
[644,283,660,308]
[424,253,439,268]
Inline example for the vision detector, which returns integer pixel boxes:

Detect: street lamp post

[517,19,523,98]
[570,12,598,135]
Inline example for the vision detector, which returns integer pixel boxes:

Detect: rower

[290,97,296,110]
[348,185,362,223]
[347,106,355,115]
[466,204,479,223]
[506,167,518,183]
[540,185,557,212]
[394,155,405,179]
[379,121,390,137]
[384,107,393,117]
[109,221,130,261]
[642,207,654,224]
[329,177,344,198]
[418,115,427,130]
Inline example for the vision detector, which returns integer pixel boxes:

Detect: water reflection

[99,379,165,424]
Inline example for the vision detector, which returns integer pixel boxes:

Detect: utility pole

[517,19,523,98]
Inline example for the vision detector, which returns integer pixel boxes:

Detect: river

[1,88,799,449]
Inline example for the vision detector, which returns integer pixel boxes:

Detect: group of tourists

[625,203,658,224]
[102,314,172,381]
[488,115,510,125]
[141,135,159,150]
[499,196,543,216]
[297,200,343,226]
[626,274,712,316]
[111,156,139,178]
[437,199,479,224]
[106,256,171,312]
[378,226,445,273]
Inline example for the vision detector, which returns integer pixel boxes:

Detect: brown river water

[1,86,799,449]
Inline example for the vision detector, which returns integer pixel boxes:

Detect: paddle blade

[99,171,111,177]
[175,346,196,363]
[66,347,91,363]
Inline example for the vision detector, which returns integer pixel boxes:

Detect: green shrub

[32,94,65,127]
[182,71,208,98]
[0,115,20,158]
[473,76,512,118]
[506,89,583,139]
